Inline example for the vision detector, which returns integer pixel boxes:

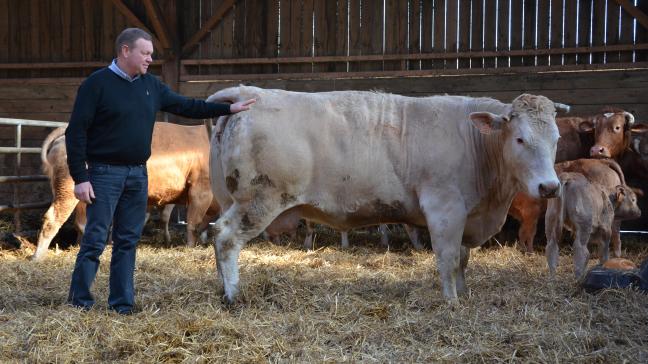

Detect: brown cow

[545,170,641,278]
[509,110,641,254]
[621,123,648,180]
[32,122,219,260]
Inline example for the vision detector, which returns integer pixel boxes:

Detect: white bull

[207,86,566,303]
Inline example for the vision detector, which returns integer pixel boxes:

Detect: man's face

[123,38,153,76]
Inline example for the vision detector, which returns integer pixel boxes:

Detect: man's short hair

[115,28,152,55]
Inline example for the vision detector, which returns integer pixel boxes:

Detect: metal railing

[0,117,66,232]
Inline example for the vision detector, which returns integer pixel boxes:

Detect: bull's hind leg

[212,202,285,304]
[404,224,424,250]
[610,220,622,258]
[186,188,212,247]
[32,198,81,261]
[572,226,593,279]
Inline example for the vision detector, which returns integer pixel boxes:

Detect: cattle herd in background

[31,87,648,302]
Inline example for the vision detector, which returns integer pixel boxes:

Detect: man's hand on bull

[229,99,256,113]
[74,181,96,204]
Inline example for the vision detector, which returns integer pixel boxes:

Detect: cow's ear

[470,112,508,135]
[631,123,648,134]
[578,120,594,133]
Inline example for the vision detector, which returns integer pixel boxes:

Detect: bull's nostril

[539,183,559,197]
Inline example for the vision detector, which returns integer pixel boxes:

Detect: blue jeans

[67,162,148,313]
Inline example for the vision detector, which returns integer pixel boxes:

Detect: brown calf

[545,171,641,278]
[32,122,219,260]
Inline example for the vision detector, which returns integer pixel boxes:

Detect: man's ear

[578,120,594,133]
[470,112,508,135]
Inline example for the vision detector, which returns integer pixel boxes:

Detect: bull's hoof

[29,253,45,262]
[221,293,240,307]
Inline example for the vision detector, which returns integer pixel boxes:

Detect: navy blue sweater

[65,68,230,184]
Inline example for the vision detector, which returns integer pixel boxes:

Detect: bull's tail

[206,86,254,144]
[41,126,66,177]
[599,159,626,186]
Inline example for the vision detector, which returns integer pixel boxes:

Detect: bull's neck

[471,129,519,206]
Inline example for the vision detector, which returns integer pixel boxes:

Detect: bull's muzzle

[539,181,561,198]
[590,145,611,159]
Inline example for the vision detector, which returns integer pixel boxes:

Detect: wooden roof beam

[181,0,237,57]
[142,0,172,50]
[614,0,648,31]
[109,0,164,52]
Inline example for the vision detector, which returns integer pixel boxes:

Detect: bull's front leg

[420,190,468,302]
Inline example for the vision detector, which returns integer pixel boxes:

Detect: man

[65,28,255,314]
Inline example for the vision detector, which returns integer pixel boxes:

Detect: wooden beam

[181,0,236,57]
[142,0,171,50]
[180,62,648,82]
[109,0,164,52]
[614,0,648,31]
[0,60,164,70]
[181,43,648,66]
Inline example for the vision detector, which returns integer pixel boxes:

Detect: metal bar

[13,124,21,233]
[0,201,52,213]
[0,118,66,127]
[0,147,42,154]
[0,175,49,183]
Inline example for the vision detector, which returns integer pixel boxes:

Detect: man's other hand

[229,99,256,113]
[74,182,95,204]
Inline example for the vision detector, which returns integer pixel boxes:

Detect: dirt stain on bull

[251,174,275,188]
[373,199,407,220]
[219,239,235,256]
[241,213,255,232]
[226,169,240,193]
[280,193,297,207]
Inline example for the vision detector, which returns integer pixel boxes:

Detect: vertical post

[13,124,22,233]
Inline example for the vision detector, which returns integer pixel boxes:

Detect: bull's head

[470,94,564,199]
[582,110,645,159]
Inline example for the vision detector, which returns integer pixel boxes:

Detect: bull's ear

[615,185,626,203]
[631,123,648,134]
[630,186,644,197]
[578,120,594,133]
[470,112,508,135]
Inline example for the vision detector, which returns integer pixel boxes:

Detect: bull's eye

[516,138,524,144]
[614,126,621,132]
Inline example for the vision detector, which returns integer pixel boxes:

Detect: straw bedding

[1,224,647,363]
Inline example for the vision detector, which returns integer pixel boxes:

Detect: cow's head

[470,94,566,199]
[628,124,648,179]
[582,109,643,159]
